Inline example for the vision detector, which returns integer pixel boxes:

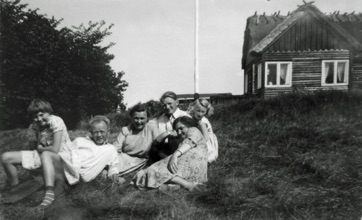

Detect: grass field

[1,91,362,219]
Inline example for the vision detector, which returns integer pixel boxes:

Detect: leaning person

[132,116,208,191]
[113,103,160,176]
[149,91,190,161]
[36,115,119,208]
[1,99,75,208]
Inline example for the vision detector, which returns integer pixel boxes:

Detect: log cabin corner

[241,2,362,98]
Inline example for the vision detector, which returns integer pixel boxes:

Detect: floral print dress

[132,127,208,189]
[22,115,74,170]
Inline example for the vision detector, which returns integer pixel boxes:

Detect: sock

[39,186,55,207]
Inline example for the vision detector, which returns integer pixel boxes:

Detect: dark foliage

[0,0,128,130]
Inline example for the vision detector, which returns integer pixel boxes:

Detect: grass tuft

[1,91,362,219]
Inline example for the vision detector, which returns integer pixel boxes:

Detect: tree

[0,0,128,130]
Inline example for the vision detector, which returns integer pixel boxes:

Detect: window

[252,64,256,94]
[265,62,292,87]
[244,73,248,94]
[321,60,349,86]
[257,64,262,89]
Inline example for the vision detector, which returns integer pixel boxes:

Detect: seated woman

[113,103,160,176]
[149,91,190,161]
[132,116,208,191]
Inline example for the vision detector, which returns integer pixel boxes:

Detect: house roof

[242,3,362,68]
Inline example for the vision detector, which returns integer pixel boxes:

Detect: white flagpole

[194,0,199,98]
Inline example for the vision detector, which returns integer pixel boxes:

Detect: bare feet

[188,183,207,192]
[159,184,181,192]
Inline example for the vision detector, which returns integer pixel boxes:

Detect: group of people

[1,91,218,208]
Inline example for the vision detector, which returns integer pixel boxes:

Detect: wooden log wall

[262,50,351,98]
[245,56,263,97]
[351,62,362,90]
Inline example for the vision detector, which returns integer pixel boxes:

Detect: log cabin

[241,2,362,98]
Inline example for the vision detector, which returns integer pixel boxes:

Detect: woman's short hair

[172,116,198,130]
[160,91,177,102]
[27,99,53,116]
[89,115,110,129]
[129,103,150,118]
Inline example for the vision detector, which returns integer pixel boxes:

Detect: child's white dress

[22,115,74,170]
[198,117,218,163]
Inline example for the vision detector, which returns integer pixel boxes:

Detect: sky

[21,0,362,107]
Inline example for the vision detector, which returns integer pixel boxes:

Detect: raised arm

[37,131,62,153]
[167,128,201,174]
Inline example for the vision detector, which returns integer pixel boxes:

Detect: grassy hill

[1,91,362,219]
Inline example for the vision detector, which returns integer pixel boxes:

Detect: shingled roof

[242,13,285,68]
[242,3,362,69]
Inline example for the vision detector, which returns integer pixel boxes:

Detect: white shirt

[60,136,119,185]
[153,108,190,133]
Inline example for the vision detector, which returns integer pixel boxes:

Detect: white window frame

[252,64,256,94]
[244,73,248,94]
[257,64,262,89]
[321,60,349,86]
[265,62,292,88]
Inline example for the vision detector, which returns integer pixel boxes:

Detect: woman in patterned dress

[132,116,208,191]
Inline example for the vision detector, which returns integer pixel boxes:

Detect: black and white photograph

[1,0,362,219]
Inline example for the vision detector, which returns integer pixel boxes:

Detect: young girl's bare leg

[1,152,22,187]
[39,151,63,207]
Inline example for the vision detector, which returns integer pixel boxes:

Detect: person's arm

[113,128,126,152]
[154,130,177,143]
[26,124,38,150]
[167,142,192,174]
[198,123,210,142]
[37,131,62,153]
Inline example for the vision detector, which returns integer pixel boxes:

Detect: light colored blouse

[27,115,74,152]
[113,121,160,158]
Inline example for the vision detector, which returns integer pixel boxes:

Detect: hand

[168,130,178,137]
[109,174,126,185]
[100,170,108,181]
[155,131,168,143]
[121,127,129,136]
[167,154,178,174]
[36,144,44,153]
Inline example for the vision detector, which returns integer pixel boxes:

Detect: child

[188,99,218,163]
[1,99,74,207]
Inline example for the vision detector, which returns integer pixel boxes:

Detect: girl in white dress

[188,99,218,163]
[1,99,75,207]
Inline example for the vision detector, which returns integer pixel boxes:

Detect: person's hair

[172,116,198,130]
[160,91,177,102]
[89,115,110,129]
[188,98,214,117]
[129,103,150,118]
[27,99,53,116]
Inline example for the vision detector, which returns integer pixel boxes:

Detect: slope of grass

[1,90,362,219]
